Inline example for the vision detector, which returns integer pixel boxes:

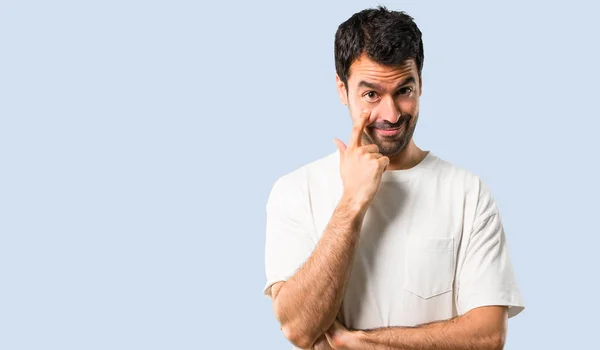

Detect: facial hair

[361,113,418,158]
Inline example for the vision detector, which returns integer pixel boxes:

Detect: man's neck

[386,141,427,171]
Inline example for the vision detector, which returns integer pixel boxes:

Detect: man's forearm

[354,318,503,350]
[273,196,366,349]
[331,306,507,350]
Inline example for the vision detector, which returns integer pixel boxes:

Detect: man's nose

[375,96,402,124]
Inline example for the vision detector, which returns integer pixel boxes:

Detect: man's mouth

[372,119,406,137]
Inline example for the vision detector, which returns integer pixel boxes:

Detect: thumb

[333,138,347,155]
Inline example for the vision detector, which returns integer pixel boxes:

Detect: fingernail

[362,108,369,113]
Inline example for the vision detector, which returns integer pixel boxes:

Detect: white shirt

[263,150,524,338]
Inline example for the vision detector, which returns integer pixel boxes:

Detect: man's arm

[269,286,337,350]
[326,306,508,350]
[269,109,389,349]
[271,197,365,349]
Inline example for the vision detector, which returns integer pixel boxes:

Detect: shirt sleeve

[456,180,525,318]
[263,172,317,298]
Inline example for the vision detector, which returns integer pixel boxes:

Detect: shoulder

[431,154,498,217]
[267,150,338,206]
[430,154,482,187]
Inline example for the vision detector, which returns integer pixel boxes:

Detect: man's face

[336,54,422,157]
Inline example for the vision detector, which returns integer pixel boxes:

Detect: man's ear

[335,74,348,105]
[419,76,423,97]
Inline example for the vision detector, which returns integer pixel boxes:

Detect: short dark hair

[334,6,424,87]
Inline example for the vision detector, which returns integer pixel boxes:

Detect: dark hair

[334,6,424,87]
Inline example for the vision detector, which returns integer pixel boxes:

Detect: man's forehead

[348,55,417,86]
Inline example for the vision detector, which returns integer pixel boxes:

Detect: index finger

[349,109,371,148]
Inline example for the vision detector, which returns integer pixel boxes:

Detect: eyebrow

[357,76,416,91]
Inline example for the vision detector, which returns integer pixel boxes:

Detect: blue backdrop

[1,1,598,349]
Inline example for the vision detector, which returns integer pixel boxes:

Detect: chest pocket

[403,237,455,299]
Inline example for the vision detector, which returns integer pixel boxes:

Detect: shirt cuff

[458,291,525,318]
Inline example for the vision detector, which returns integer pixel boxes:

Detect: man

[263,6,524,350]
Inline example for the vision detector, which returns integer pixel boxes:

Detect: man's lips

[375,127,401,136]
[371,119,406,137]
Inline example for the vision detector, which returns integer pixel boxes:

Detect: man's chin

[378,146,404,158]
[375,139,408,157]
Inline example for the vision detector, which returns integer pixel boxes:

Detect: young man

[263,6,524,350]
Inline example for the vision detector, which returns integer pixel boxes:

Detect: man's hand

[325,320,358,350]
[334,109,389,210]
[308,335,335,350]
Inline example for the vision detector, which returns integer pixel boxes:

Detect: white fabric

[264,150,524,334]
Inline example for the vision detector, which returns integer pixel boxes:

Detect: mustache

[369,115,410,130]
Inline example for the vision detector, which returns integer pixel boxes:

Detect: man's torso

[299,150,481,329]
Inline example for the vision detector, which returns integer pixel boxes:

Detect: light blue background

[1,0,598,349]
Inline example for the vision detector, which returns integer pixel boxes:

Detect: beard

[362,113,417,157]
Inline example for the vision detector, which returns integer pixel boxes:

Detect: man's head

[335,6,424,157]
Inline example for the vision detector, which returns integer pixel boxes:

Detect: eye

[397,87,414,96]
[363,91,380,103]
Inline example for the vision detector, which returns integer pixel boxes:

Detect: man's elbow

[281,323,319,349]
[484,331,506,350]
[273,296,320,348]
